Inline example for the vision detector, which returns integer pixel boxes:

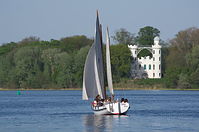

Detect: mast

[99,24,106,99]
[97,11,106,98]
[106,27,114,96]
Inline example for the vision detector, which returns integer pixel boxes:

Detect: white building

[128,37,162,79]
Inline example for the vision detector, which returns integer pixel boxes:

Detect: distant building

[128,37,162,79]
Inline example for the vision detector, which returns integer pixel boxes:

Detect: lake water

[0,90,199,132]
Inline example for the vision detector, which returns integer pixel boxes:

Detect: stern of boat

[105,102,130,115]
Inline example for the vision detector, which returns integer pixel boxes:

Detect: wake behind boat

[82,11,130,115]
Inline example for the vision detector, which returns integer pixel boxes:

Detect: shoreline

[1,88,199,91]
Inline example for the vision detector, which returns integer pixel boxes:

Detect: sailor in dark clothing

[95,94,103,106]
[95,94,101,102]
[124,99,128,103]
[121,98,125,103]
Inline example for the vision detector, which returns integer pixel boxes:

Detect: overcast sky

[0,0,198,45]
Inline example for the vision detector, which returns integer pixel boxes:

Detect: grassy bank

[0,78,198,91]
[113,79,199,90]
[114,79,164,89]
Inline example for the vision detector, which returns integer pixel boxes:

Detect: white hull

[94,109,110,115]
[92,102,130,115]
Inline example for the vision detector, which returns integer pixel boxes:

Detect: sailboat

[82,11,130,115]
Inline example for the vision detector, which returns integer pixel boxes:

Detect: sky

[0,0,199,45]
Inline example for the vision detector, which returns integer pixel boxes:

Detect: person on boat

[124,99,128,103]
[99,99,104,106]
[103,98,109,104]
[92,100,97,107]
[94,94,104,106]
[95,94,101,102]
[108,97,111,102]
[111,94,115,101]
[121,98,125,103]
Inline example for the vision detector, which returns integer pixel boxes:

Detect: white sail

[82,12,105,100]
[106,27,114,95]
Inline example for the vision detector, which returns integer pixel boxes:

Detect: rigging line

[121,79,126,99]
[122,86,125,99]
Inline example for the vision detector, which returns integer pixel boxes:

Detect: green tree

[73,46,90,87]
[186,45,199,71]
[55,52,74,88]
[0,35,94,89]
[161,47,169,75]
[41,48,62,85]
[60,35,92,53]
[164,68,181,88]
[166,27,199,68]
[14,47,43,88]
[186,45,199,88]
[0,42,17,55]
[177,73,191,89]
[136,26,160,46]
[189,68,199,88]
[137,49,152,58]
[170,27,199,54]
[164,27,199,88]
[110,44,131,82]
[0,48,18,88]
[112,28,135,45]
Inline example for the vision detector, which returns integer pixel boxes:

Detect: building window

[153,73,155,77]
[159,50,161,54]
[153,50,155,54]
[153,57,155,61]
[144,64,146,70]
[159,73,161,77]
[159,64,161,70]
[159,57,160,61]
[135,51,137,54]
[153,65,155,70]
[139,64,141,69]
[149,64,151,70]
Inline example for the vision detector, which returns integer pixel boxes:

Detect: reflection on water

[82,114,129,132]
[82,114,113,132]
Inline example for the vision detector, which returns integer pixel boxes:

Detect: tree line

[0,26,199,89]
[164,27,199,89]
[0,36,131,89]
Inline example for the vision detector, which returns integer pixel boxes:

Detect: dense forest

[0,26,199,89]
[0,35,131,89]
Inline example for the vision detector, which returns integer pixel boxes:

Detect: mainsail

[82,12,105,100]
[106,27,114,95]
